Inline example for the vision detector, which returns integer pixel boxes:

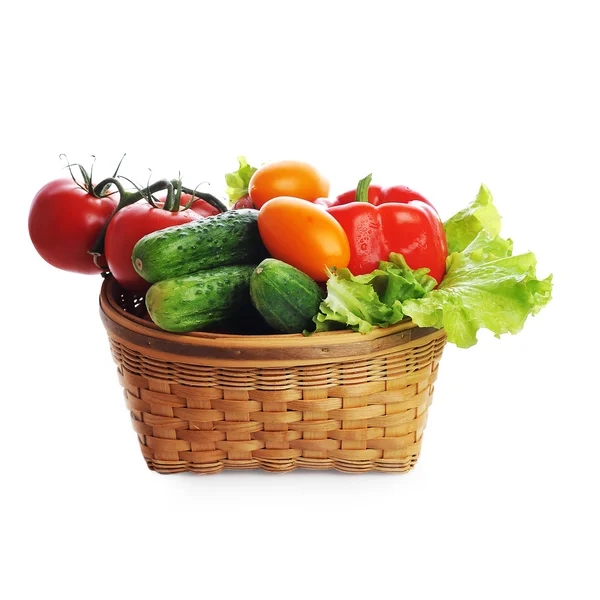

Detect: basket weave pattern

[101,279,446,474]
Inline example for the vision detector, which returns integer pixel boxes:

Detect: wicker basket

[99,277,447,474]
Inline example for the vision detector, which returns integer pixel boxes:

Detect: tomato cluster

[28,163,228,292]
[28,157,448,294]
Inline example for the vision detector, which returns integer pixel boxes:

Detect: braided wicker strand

[100,278,446,474]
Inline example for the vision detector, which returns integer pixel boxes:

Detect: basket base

[143,452,420,474]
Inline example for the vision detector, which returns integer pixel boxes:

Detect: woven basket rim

[99,277,445,366]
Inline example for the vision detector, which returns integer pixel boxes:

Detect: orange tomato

[249,160,330,209]
[258,197,350,281]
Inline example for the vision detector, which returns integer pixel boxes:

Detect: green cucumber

[250,259,323,334]
[145,264,255,332]
[133,209,268,283]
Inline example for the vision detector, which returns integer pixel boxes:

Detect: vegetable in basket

[28,169,117,274]
[145,265,256,333]
[225,156,258,209]
[132,209,269,284]
[248,159,330,209]
[326,174,448,283]
[250,258,324,334]
[226,156,331,210]
[257,196,350,282]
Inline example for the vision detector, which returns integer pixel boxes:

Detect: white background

[2,2,599,599]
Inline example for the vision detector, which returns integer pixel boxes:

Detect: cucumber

[145,264,255,332]
[132,209,268,283]
[250,259,323,334]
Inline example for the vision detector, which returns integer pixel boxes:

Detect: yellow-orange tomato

[249,160,330,209]
[258,197,350,281]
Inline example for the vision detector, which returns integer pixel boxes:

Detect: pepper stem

[355,173,373,202]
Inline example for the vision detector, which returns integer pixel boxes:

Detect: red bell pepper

[326,175,448,283]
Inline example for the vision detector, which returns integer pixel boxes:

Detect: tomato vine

[59,156,229,262]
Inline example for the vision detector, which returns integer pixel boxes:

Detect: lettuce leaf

[224,156,257,203]
[402,231,553,348]
[443,184,502,253]
[312,254,436,334]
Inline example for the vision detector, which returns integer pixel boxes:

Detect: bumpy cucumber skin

[133,209,268,284]
[145,264,256,333]
[250,259,323,334]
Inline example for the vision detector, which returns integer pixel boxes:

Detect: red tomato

[231,194,255,210]
[154,191,220,217]
[258,197,350,281]
[104,202,201,293]
[28,178,118,274]
[249,160,330,209]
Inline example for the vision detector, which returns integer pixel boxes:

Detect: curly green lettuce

[443,184,502,253]
[402,231,552,347]
[224,156,257,204]
[313,254,436,334]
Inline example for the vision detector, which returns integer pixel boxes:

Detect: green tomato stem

[164,179,180,212]
[89,178,172,256]
[88,177,228,262]
[178,184,228,213]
